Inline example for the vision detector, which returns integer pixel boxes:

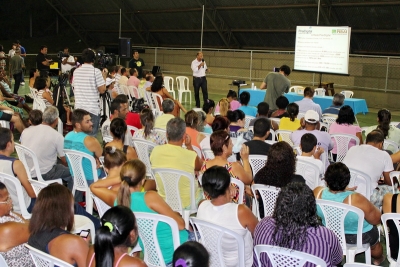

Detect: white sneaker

[20,82,25,86]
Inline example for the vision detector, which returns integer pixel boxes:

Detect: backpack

[131,97,147,113]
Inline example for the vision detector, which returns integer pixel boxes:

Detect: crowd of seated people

[5,59,400,267]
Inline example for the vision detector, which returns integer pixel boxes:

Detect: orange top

[186,127,200,148]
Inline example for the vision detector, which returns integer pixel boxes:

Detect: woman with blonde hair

[218,98,230,117]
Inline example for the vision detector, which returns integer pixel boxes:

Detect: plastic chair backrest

[341,91,354,98]
[0,254,8,267]
[230,178,244,204]
[244,116,255,129]
[191,145,202,158]
[0,172,31,219]
[269,129,276,141]
[295,158,321,190]
[127,125,139,146]
[330,133,360,162]
[34,97,47,112]
[321,115,338,131]
[289,86,305,94]
[384,139,400,153]
[190,217,246,267]
[176,76,189,91]
[132,139,156,179]
[381,213,400,265]
[248,154,268,177]
[152,168,197,214]
[297,113,305,119]
[127,85,140,99]
[0,120,10,129]
[390,171,400,194]
[251,184,280,220]
[25,244,74,267]
[316,199,364,253]
[347,168,372,200]
[29,180,50,196]
[314,88,326,96]
[14,144,62,185]
[270,118,280,125]
[153,128,167,142]
[254,244,327,267]
[164,76,174,91]
[135,212,181,267]
[276,130,294,145]
[57,118,63,135]
[202,148,215,160]
[63,149,98,213]
[91,191,111,218]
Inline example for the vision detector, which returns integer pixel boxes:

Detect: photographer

[60,47,77,74]
[72,48,106,136]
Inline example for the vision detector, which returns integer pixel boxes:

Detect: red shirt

[125,112,142,135]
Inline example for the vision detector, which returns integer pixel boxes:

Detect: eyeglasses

[0,197,12,205]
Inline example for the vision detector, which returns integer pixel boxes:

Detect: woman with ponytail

[365,109,400,152]
[90,160,188,266]
[279,102,301,131]
[87,205,146,267]
[105,118,137,160]
[133,108,167,145]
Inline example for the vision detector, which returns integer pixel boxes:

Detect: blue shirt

[238,105,257,117]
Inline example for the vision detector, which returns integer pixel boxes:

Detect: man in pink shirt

[127,68,140,88]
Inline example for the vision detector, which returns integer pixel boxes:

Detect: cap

[106,78,115,87]
[304,110,319,123]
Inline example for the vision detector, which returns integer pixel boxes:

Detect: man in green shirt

[9,49,24,94]
[260,65,291,111]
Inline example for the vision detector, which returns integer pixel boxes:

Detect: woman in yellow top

[279,103,301,131]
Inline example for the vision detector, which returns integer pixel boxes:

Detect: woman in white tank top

[197,166,258,267]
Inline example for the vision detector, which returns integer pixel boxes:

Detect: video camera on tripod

[95,50,114,68]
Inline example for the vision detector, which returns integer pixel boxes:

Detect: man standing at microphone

[191,51,209,108]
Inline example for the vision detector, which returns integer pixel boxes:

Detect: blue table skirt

[239,89,369,115]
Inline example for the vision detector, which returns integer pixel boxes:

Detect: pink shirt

[127,76,140,87]
[328,122,361,153]
[215,100,241,112]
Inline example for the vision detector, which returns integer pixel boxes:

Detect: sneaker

[20,82,25,86]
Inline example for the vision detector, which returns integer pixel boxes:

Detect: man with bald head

[191,51,209,108]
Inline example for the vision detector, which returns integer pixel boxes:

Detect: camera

[96,50,114,68]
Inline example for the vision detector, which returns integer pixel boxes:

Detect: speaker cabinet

[119,38,131,58]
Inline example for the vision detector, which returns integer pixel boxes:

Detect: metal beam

[44,0,92,47]
[108,0,158,46]
[195,0,241,49]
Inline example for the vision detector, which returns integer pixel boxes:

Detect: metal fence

[133,47,400,93]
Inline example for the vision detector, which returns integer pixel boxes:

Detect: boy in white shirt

[297,133,325,184]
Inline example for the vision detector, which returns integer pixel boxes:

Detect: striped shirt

[253,218,342,267]
[72,64,105,115]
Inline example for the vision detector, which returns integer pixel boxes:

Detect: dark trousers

[193,76,208,108]
[13,71,22,94]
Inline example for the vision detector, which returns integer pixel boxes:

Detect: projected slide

[294,26,351,75]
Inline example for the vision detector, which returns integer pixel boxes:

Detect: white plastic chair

[72,214,95,243]
[251,184,281,220]
[163,76,176,99]
[230,178,244,205]
[390,122,400,128]
[330,133,360,162]
[289,86,305,94]
[152,168,197,229]
[295,158,321,190]
[0,254,8,267]
[63,149,99,214]
[33,97,47,112]
[57,118,63,135]
[297,113,305,120]
[91,191,111,218]
[190,217,245,267]
[244,115,255,129]
[25,244,74,267]
[269,129,277,141]
[29,179,50,196]
[153,128,167,141]
[147,92,163,118]
[381,213,400,266]
[390,171,400,193]
[254,244,327,267]
[14,144,63,185]
[132,139,156,179]
[202,148,215,160]
[248,154,268,177]
[127,125,139,146]
[119,84,131,101]
[127,85,140,99]
[176,76,191,104]
[321,115,338,132]
[341,91,354,98]
[103,136,113,144]
[191,145,203,159]
[270,118,280,126]
[135,212,181,267]
[346,168,372,200]
[316,199,371,264]
[314,88,326,96]
[0,171,33,219]
[384,139,400,153]
[276,130,294,146]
